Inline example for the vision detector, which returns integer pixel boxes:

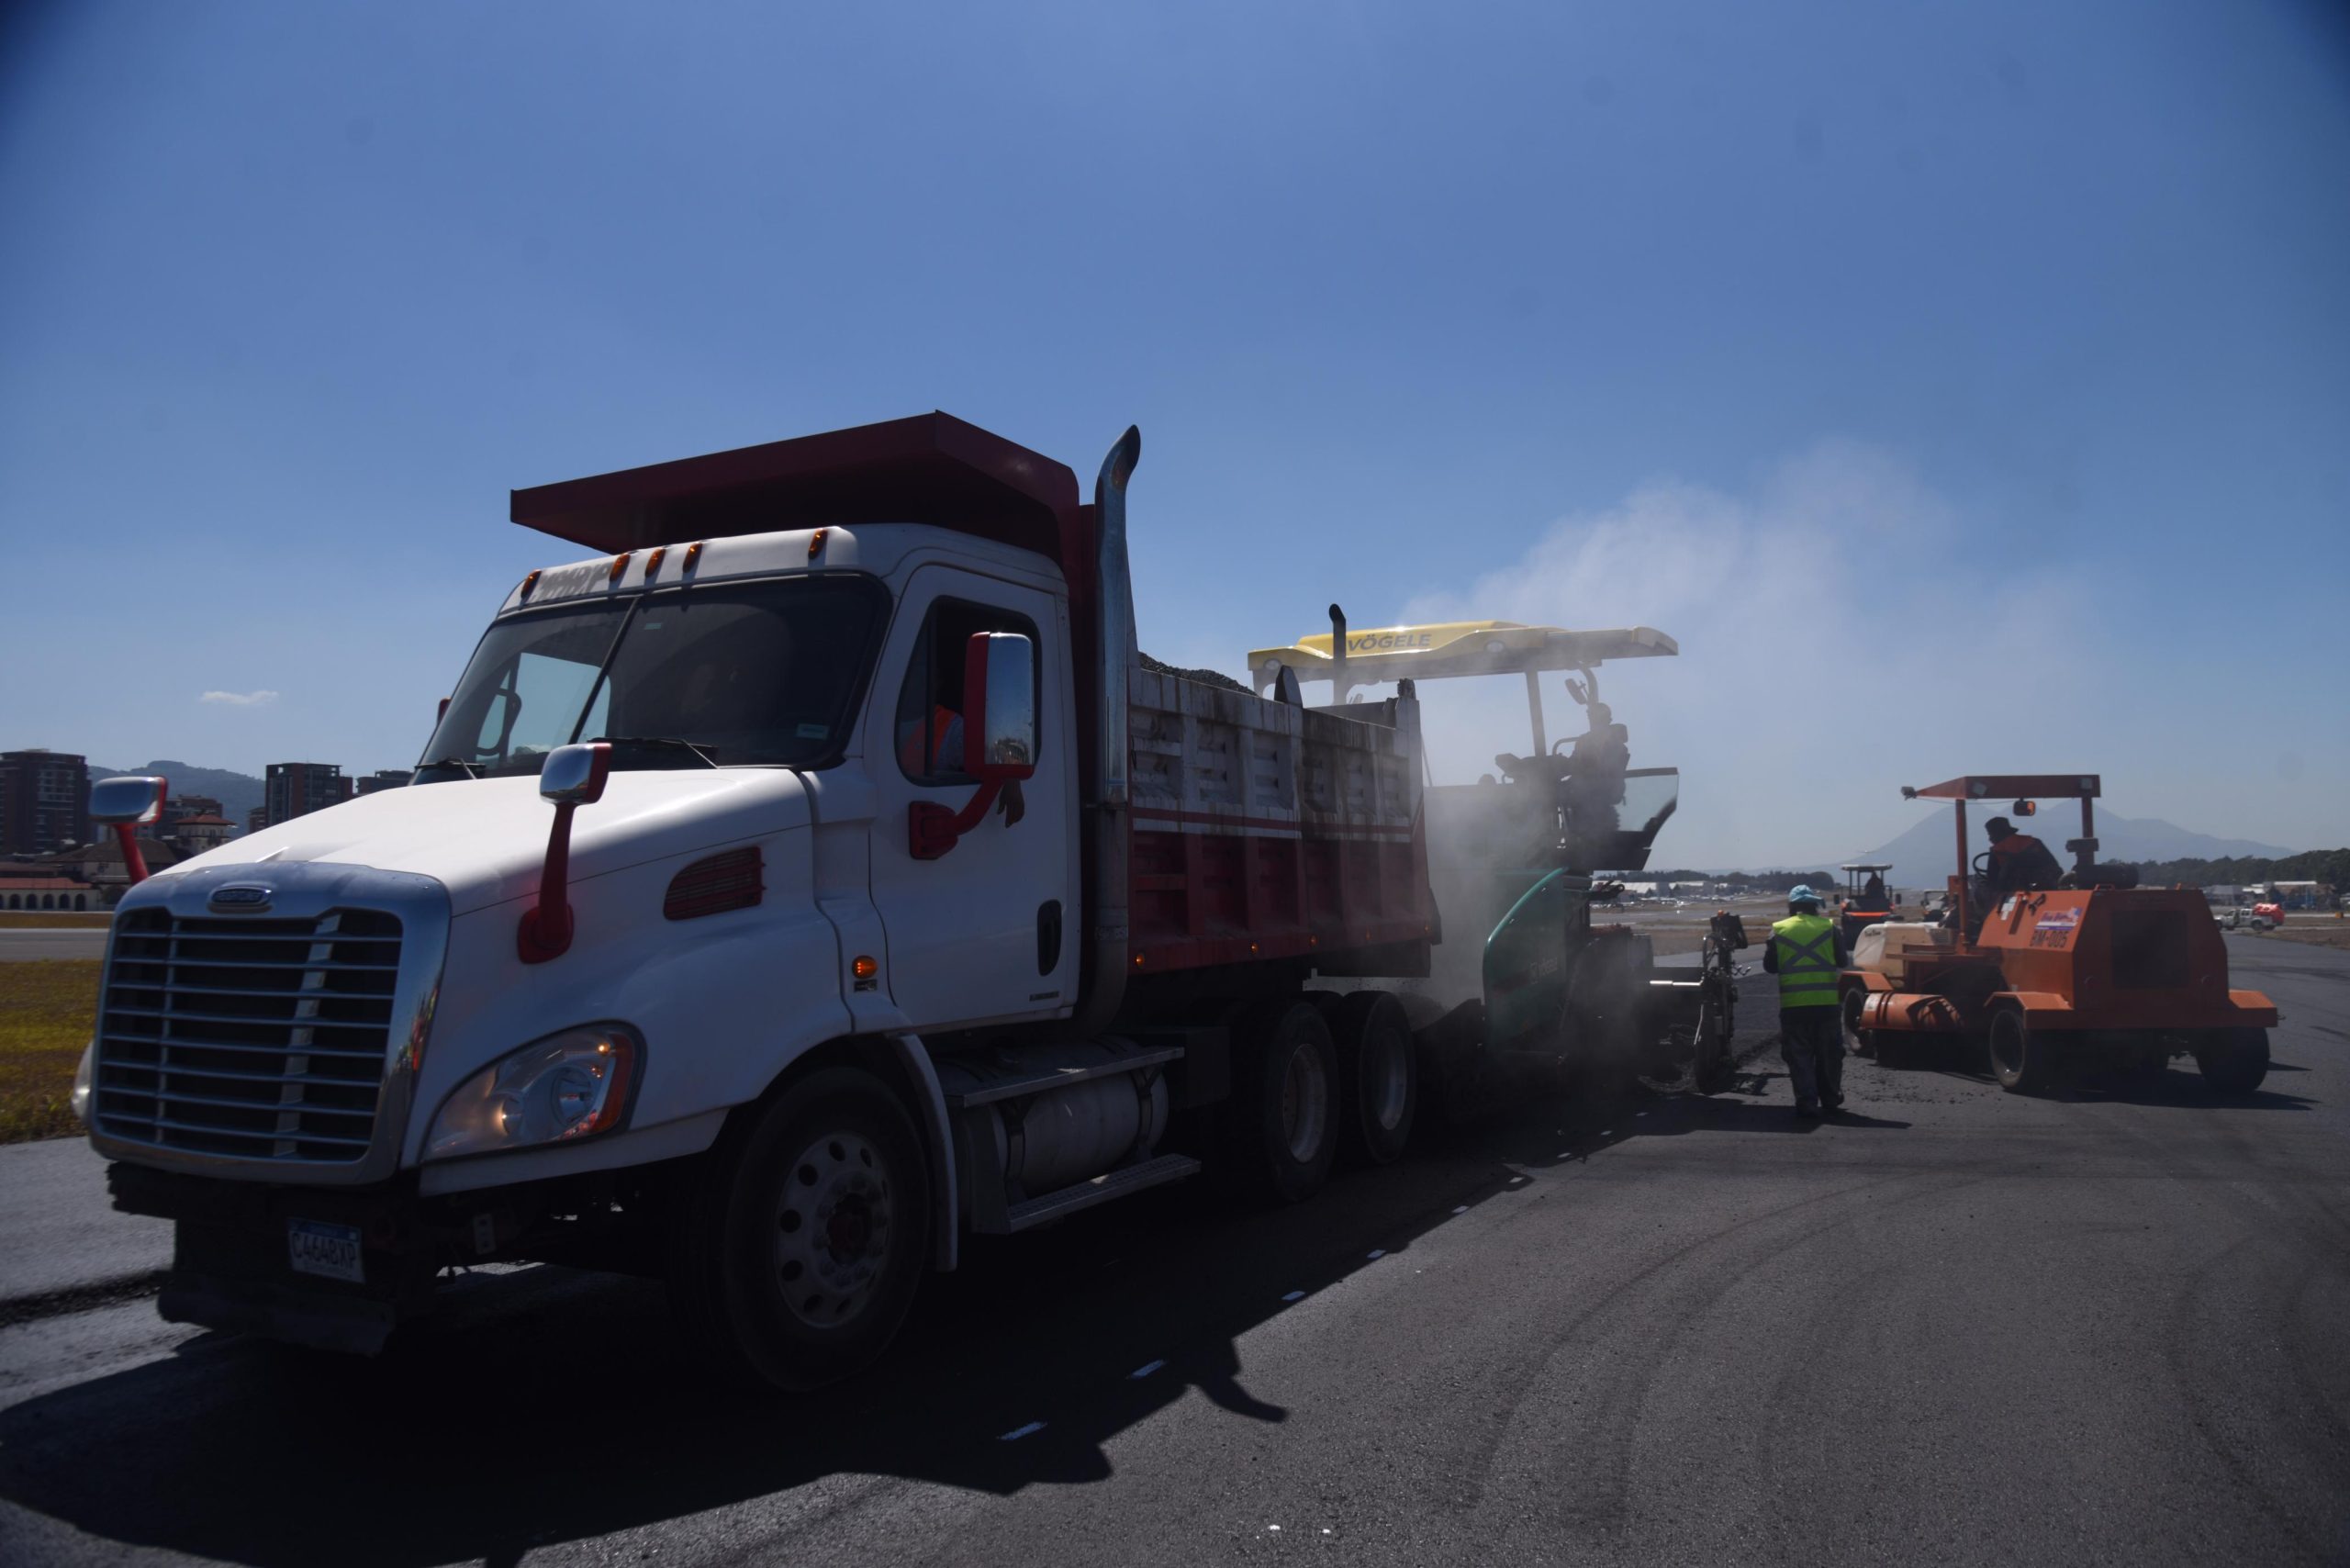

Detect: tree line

[2119,847,2350,891]
[1643,869,1840,892]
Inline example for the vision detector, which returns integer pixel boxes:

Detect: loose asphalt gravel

[1,933,2343,1566]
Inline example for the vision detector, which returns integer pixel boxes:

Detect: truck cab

[79,413,1439,1389]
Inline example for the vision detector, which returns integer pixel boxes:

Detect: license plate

[286,1219,364,1283]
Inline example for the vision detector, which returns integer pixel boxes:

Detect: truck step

[1001,1153,1202,1232]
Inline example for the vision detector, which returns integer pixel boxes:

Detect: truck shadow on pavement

[0,1035,1895,1568]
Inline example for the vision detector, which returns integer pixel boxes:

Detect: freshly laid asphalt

[1,934,2344,1566]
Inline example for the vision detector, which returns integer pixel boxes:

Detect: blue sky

[3,0,2344,867]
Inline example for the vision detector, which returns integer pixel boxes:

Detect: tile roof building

[0,861,102,912]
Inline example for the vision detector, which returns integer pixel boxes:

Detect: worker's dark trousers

[1779,1007,1843,1110]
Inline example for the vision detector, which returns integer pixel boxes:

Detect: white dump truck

[79,414,1445,1389]
[79,413,1740,1389]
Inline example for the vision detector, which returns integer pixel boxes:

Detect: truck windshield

[414,576,889,780]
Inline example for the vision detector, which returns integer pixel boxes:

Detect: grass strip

[0,959,101,1143]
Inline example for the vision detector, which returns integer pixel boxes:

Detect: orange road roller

[1839,774,2277,1094]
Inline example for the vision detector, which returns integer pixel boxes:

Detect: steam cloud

[1393,440,2108,869]
[198,689,280,707]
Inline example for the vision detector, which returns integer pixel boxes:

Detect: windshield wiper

[592,736,721,768]
[412,756,482,779]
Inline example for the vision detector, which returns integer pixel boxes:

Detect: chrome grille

[94,907,404,1162]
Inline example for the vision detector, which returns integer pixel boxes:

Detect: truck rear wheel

[1333,991,1416,1166]
[671,1067,932,1393]
[1231,1001,1339,1204]
[1986,1010,2052,1094]
[2194,1027,2269,1096]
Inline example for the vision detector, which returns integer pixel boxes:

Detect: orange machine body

[1842,774,2276,1040]
[1852,888,2277,1035]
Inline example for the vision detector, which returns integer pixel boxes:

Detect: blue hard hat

[1787,884,1821,906]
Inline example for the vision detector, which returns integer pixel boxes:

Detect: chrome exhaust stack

[1073,426,1140,1036]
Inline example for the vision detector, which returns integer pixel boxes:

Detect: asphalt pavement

[0,1141,169,1319]
[2,934,2344,1566]
[0,928,108,963]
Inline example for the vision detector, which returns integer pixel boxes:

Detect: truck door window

[895,599,1040,785]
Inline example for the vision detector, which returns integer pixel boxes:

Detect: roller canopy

[1904,775,2101,801]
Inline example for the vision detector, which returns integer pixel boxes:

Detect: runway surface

[2,935,2343,1566]
[0,929,107,963]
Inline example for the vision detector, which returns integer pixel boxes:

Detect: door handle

[1037,900,1062,975]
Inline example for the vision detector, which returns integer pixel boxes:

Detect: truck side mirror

[90,775,168,885]
[518,743,610,963]
[963,632,1038,784]
[538,742,611,806]
[90,776,167,828]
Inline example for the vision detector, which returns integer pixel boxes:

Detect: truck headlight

[425,1025,640,1160]
[72,1042,95,1126]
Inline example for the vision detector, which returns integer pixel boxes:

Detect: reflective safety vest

[1771,913,1841,1011]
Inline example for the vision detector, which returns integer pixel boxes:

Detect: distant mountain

[93,760,264,824]
[1852,811,2291,890]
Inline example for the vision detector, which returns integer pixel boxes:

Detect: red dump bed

[1126,669,1432,978]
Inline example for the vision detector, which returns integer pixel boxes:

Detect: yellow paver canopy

[1247,620,1678,696]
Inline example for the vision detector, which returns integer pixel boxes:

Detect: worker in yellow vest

[1763,884,1852,1118]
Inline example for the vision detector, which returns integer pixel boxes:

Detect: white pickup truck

[78,414,1442,1389]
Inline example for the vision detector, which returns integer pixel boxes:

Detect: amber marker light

[809,528,828,559]
[645,546,666,577]
[608,553,630,583]
[684,541,704,570]
[853,955,878,980]
[519,569,542,600]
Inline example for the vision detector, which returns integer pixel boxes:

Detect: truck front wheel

[672,1067,932,1393]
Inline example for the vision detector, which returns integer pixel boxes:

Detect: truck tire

[1333,991,1416,1166]
[1986,1010,2052,1094]
[1230,1000,1339,1204]
[670,1067,932,1393]
[2194,1027,2269,1096]
[1841,990,1876,1059]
